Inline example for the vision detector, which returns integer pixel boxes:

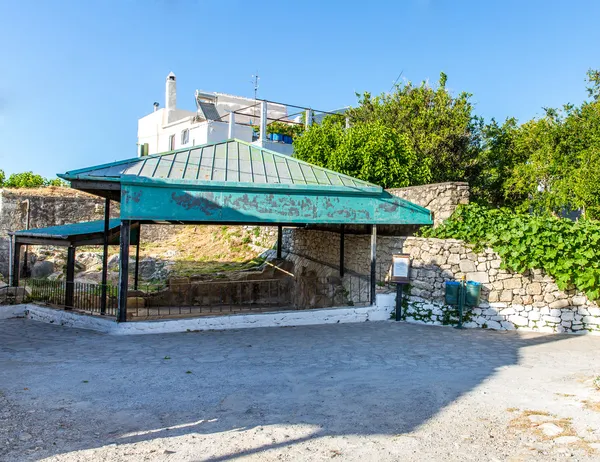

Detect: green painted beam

[120,181,432,225]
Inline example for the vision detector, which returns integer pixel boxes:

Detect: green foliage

[0,170,68,188]
[476,70,600,219]
[294,119,431,188]
[347,72,482,184]
[266,121,304,138]
[4,172,46,188]
[423,204,600,300]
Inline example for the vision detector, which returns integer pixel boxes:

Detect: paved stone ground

[1,318,600,461]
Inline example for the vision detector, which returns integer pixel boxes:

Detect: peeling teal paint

[120,179,433,225]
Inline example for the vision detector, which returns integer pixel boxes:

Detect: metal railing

[0,279,118,317]
[0,262,398,321]
[130,278,295,319]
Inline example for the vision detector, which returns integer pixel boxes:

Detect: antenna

[390,70,404,92]
[251,73,260,100]
[251,72,260,120]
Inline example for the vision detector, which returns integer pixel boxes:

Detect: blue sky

[1,0,599,178]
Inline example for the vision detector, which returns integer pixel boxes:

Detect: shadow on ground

[0,317,578,461]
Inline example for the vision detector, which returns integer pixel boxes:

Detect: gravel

[1,317,600,461]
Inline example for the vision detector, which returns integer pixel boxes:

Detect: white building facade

[137,73,295,157]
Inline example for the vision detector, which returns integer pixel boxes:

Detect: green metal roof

[11,220,120,239]
[59,139,433,226]
[10,220,140,247]
[60,139,380,192]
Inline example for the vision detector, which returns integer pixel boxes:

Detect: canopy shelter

[52,139,433,321]
[10,220,141,314]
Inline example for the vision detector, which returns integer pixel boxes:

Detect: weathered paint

[120,180,433,225]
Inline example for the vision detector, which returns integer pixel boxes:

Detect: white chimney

[165,72,176,121]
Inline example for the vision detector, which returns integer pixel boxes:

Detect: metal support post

[276,225,282,259]
[65,246,75,309]
[12,243,21,287]
[101,198,110,314]
[370,224,377,305]
[134,224,141,291]
[339,224,345,277]
[395,283,403,321]
[117,220,131,323]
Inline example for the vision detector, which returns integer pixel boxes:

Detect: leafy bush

[0,170,68,188]
[294,119,431,188]
[4,172,46,188]
[422,204,600,300]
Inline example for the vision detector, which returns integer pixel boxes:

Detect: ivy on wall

[422,204,600,300]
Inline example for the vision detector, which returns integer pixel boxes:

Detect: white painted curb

[4,293,397,335]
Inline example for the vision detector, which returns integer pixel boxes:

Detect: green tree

[0,169,5,187]
[347,72,482,184]
[294,119,431,188]
[5,172,46,188]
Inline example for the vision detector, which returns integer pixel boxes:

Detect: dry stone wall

[387,182,469,226]
[0,189,117,278]
[282,229,600,334]
[401,238,599,334]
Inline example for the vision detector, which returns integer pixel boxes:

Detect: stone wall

[387,182,469,226]
[400,238,599,334]
[281,229,600,334]
[0,189,117,278]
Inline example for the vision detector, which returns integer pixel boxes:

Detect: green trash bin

[465,281,482,306]
[445,281,461,305]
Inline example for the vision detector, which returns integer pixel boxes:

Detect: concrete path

[1,318,600,461]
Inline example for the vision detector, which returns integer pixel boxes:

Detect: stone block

[542,315,561,324]
[589,307,600,316]
[526,282,542,295]
[560,311,575,321]
[465,272,489,284]
[583,316,600,325]
[549,309,562,317]
[459,260,476,273]
[499,307,515,316]
[485,320,502,330]
[571,296,587,306]
[508,315,529,327]
[447,254,460,265]
[501,321,515,330]
[490,260,501,269]
[549,299,569,310]
[543,293,555,304]
[504,278,522,290]
[127,297,145,309]
[528,311,541,321]
[500,290,513,302]
[31,260,55,278]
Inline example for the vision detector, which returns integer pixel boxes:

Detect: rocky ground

[20,225,276,286]
[1,318,599,461]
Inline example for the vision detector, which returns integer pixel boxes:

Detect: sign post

[391,254,411,321]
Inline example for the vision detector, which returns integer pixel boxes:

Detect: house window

[181,129,189,145]
[169,134,175,150]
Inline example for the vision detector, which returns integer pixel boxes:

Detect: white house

[137,73,296,157]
